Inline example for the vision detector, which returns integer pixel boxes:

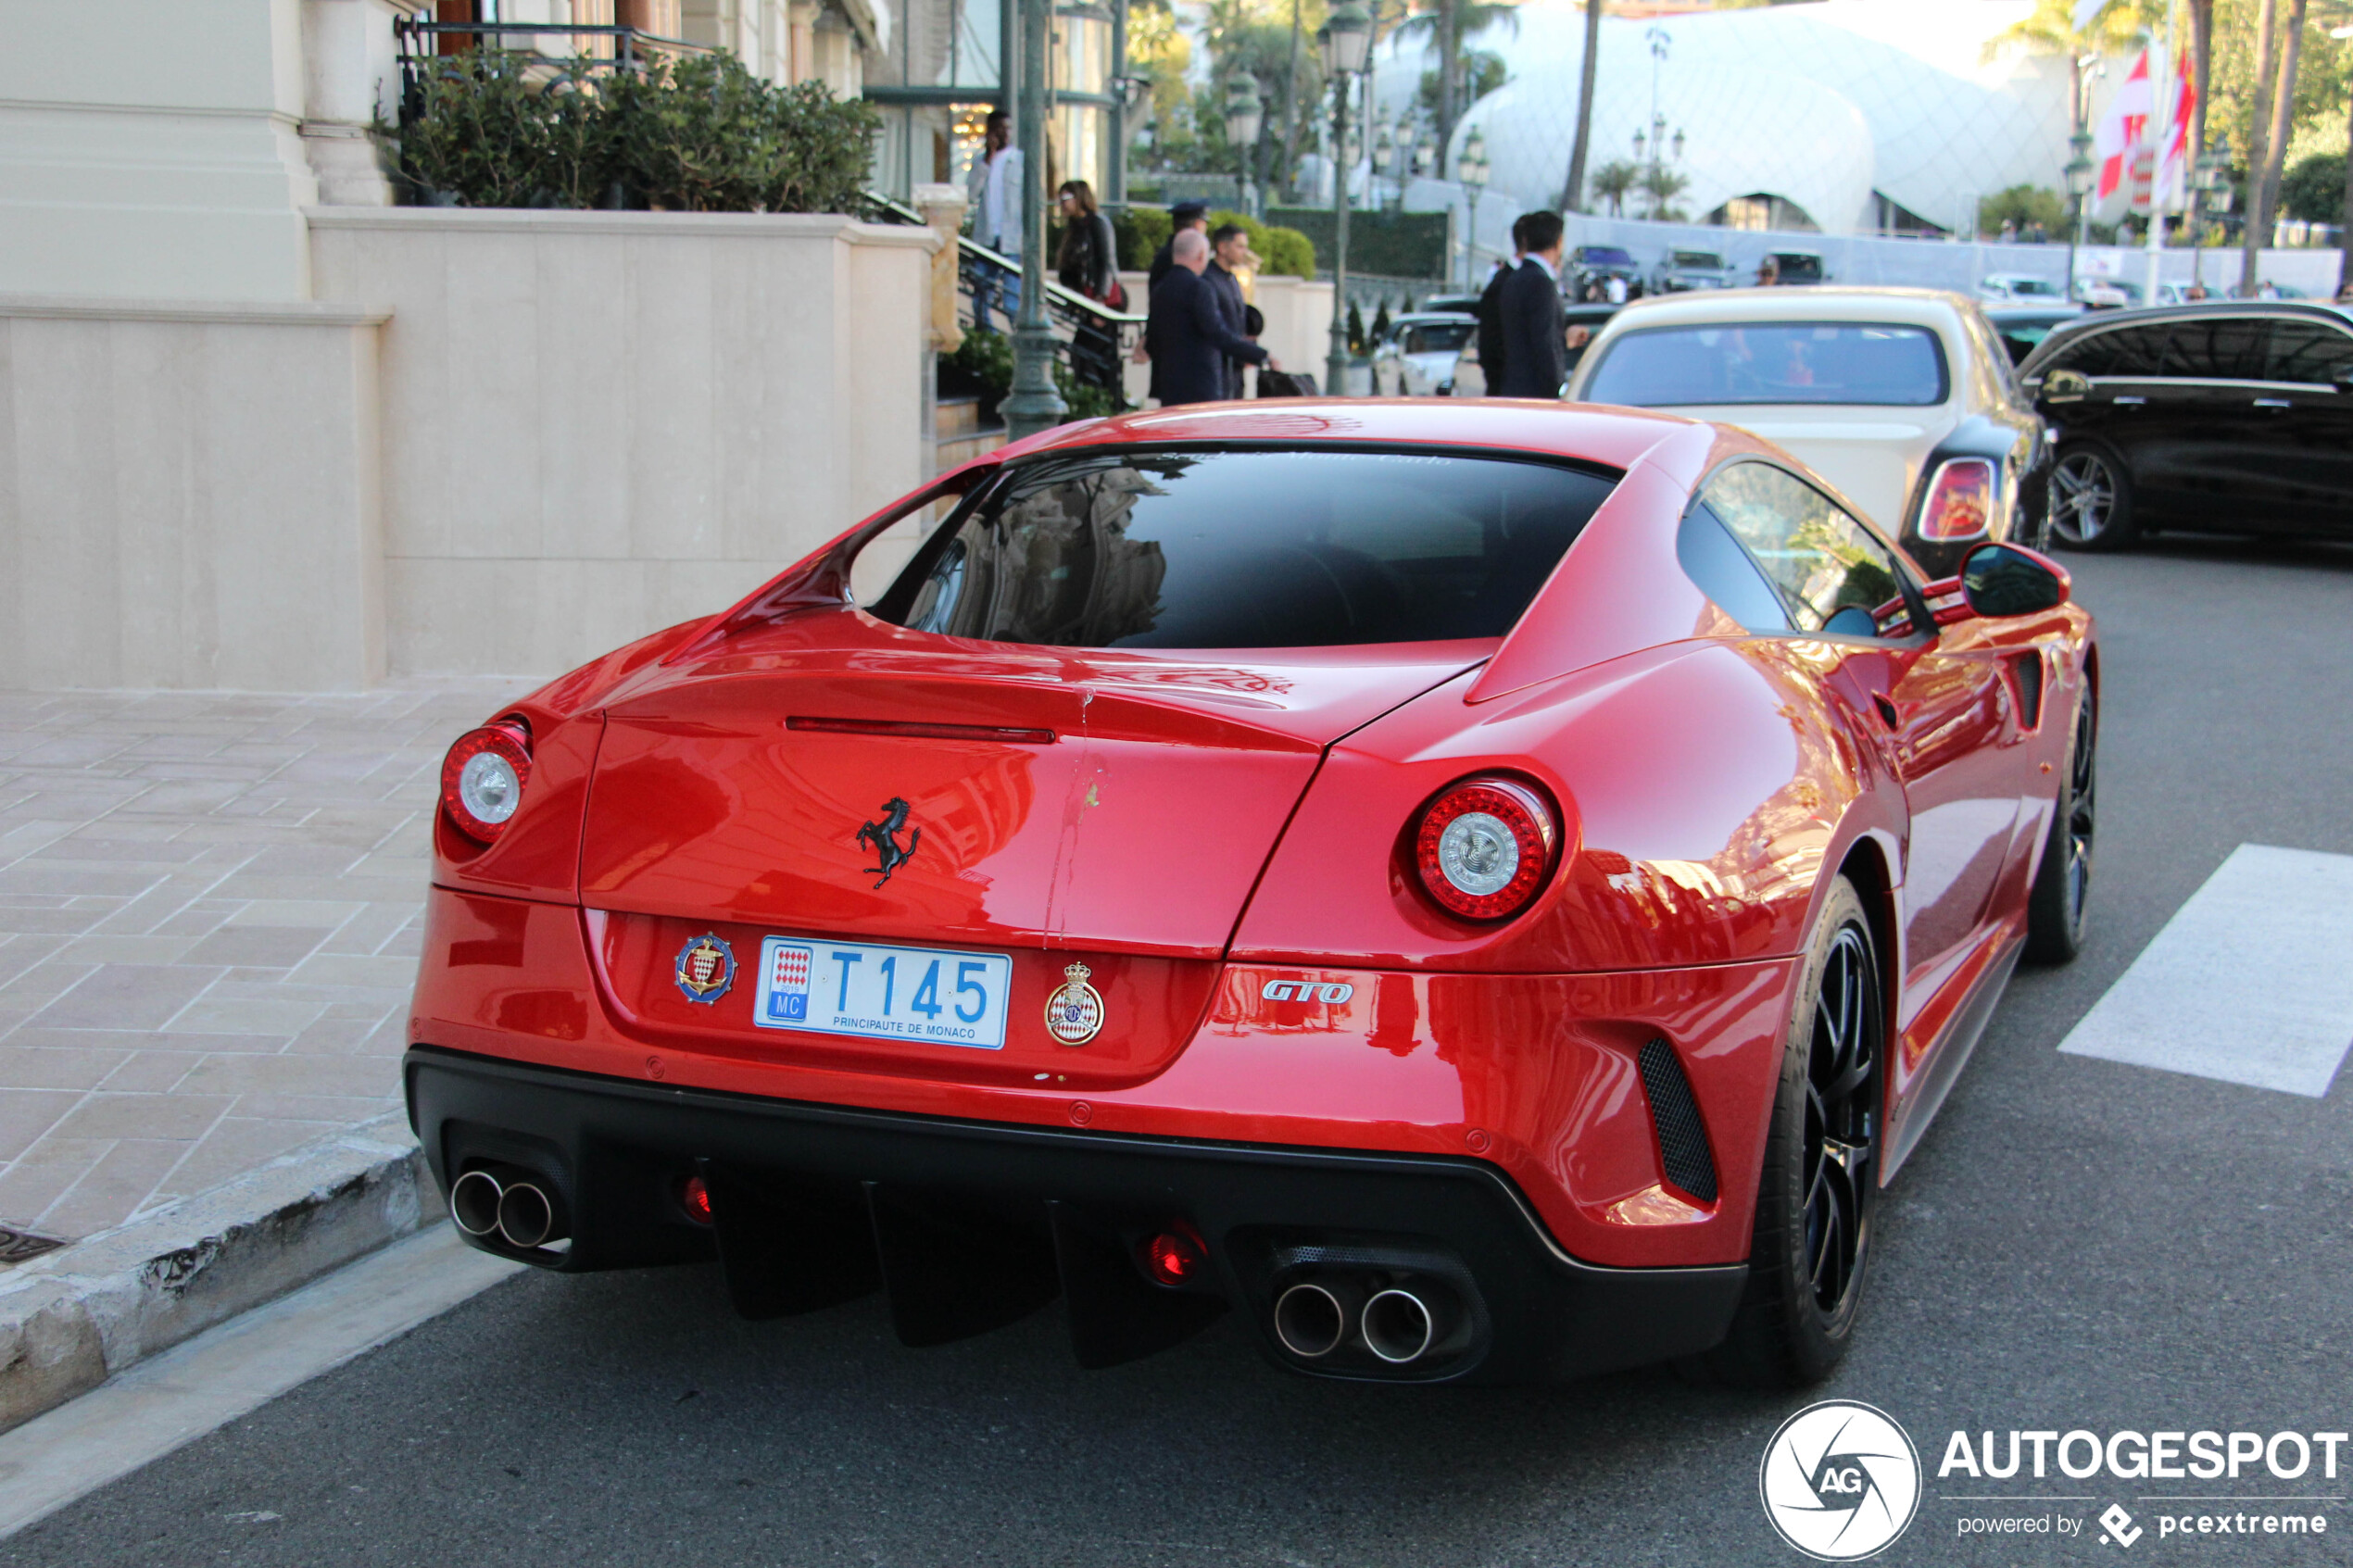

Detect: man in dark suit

[1475,214,1529,395]
[1205,223,1259,398]
[1495,209,1568,399]
[1148,229,1276,406]
[1139,201,1214,402]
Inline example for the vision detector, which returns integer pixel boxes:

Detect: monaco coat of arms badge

[1043,960,1104,1046]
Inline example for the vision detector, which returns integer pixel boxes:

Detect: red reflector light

[439,721,532,844]
[1413,775,1559,922]
[680,1174,713,1225]
[1919,458,1995,542]
[1144,1228,1205,1286]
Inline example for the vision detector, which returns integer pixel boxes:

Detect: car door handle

[2110,395,2147,406]
[2253,397,2293,409]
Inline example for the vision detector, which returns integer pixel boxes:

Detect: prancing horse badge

[1044,961,1105,1046]
[857,797,922,889]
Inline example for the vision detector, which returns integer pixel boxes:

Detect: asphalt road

[10,535,2353,1568]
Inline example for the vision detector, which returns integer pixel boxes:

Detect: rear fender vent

[1637,1037,1719,1204]
[2007,652,2045,729]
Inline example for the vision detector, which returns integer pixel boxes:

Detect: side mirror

[1957,542,2070,620]
[2039,368,2091,404]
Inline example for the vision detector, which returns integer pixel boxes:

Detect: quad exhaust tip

[1272,1283,1346,1359]
[1361,1288,1434,1364]
[448,1169,566,1251]
[449,1169,503,1237]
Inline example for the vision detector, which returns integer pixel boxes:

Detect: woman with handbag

[1055,181,1126,396]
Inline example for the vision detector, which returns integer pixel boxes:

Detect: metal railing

[393,19,712,89]
[862,192,1144,402]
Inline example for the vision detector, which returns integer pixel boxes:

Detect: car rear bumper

[407,1044,1747,1385]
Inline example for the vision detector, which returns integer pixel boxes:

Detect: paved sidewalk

[0,684,529,1248]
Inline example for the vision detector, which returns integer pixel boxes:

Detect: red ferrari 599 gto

[407,400,2095,1387]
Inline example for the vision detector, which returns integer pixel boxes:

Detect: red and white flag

[2092,47,2153,219]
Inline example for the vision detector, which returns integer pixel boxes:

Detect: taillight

[1413,776,1558,922]
[440,722,532,843]
[1919,458,1995,542]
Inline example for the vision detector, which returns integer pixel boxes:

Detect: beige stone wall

[308,208,935,679]
[0,299,389,690]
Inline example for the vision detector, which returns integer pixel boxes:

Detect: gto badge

[1261,979,1354,1004]
[856,797,922,889]
[674,934,736,1003]
[1044,960,1105,1046]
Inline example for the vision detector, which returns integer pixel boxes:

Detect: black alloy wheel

[2026,684,2096,963]
[1801,922,1877,1316]
[2049,445,2136,551]
[1689,876,1883,1388]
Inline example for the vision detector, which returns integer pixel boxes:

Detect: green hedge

[390,49,880,213]
[1110,207,1315,277]
[1265,207,1449,280]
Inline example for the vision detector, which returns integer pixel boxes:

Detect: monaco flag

[2092,46,2195,221]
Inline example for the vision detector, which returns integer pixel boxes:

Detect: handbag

[1256,370,1318,398]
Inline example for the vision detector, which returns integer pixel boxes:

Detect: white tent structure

[1365,0,2081,237]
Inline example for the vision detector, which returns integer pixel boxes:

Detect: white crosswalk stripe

[2058,844,2353,1098]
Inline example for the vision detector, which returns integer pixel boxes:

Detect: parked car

[1448,302,1621,396]
[1765,249,1829,286]
[1371,311,1479,395]
[409,398,2096,1389]
[2072,277,2142,308]
[1979,273,2069,304]
[1569,245,1642,298]
[2016,300,2353,549]
[1419,293,1484,318]
[1654,248,1736,293]
[1567,286,2051,574]
[1985,302,2088,364]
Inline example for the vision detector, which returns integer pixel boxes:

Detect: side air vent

[1638,1037,1719,1203]
[2008,652,2045,729]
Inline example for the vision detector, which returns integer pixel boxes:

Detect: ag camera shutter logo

[1759,1400,1922,1561]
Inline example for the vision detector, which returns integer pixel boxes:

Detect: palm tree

[1560,0,1603,211]
[1640,163,1690,220]
[1395,0,1519,152]
[1588,158,1639,218]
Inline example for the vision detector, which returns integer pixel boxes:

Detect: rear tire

[2025,684,2096,964]
[2049,444,2136,552]
[1692,877,1883,1388]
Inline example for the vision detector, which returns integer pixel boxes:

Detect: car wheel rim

[1803,923,1879,1319]
[2051,454,2114,544]
[2066,693,2095,931]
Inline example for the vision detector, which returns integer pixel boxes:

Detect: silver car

[1370,312,1479,396]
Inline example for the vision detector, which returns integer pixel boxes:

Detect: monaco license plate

[753,937,1013,1050]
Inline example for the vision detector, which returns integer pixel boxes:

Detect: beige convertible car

[1564,287,2051,575]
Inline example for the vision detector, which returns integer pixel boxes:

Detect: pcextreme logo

[1759,1400,1924,1561]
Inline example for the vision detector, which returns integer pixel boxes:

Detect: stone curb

[0,1111,433,1434]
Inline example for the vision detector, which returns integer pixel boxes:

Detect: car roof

[2018,299,2353,371]
[1391,312,1477,325]
[1002,399,1706,473]
[1590,284,1972,332]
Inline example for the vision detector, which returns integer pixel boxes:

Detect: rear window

[1401,320,1475,354]
[870,450,1617,649]
[1582,321,1950,407]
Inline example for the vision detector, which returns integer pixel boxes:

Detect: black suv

[2017,302,2353,549]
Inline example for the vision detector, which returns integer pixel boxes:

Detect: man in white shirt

[967,110,1025,331]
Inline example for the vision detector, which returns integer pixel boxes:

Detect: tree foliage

[1587,158,1639,217]
[1980,183,2069,234]
[2281,148,2346,221]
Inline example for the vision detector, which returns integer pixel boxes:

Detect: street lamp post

[1319,0,1371,396]
[1224,75,1265,218]
[1002,0,1065,441]
[2064,130,2094,306]
[1458,123,1489,288]
[1373,118,1396,211]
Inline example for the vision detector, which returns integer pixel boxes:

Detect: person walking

[1474,215,1529,397]
[1148,229,1277,406]
[1495,210,1567,398]
[1055,181,1121,304]
[968,110,1024,331]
